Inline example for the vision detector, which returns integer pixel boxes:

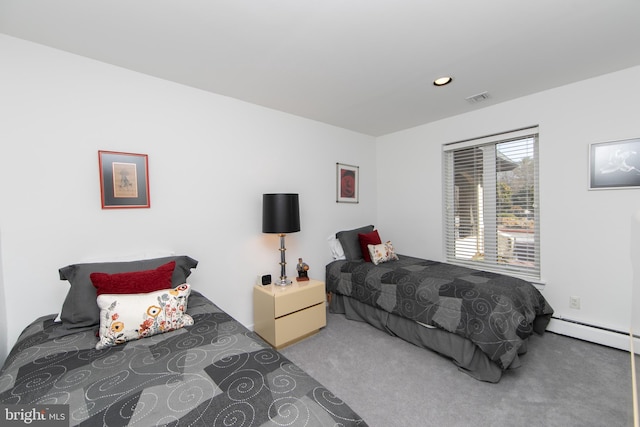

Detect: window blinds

[443,126,540,280]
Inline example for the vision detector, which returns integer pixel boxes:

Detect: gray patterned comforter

[326,256,553,370]
[0,291,366,426]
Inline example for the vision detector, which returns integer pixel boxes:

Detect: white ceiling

[2,0,640,136]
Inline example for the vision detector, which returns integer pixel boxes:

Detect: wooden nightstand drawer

[273,302,326,347]
[253,279,327,349]
[274,282,324,317]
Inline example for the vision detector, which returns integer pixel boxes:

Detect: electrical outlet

[569,296,581,310]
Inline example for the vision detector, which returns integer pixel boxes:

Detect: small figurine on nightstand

[296,258,310,281]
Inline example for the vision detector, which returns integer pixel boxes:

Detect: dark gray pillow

[59,255,198,328]
[336,225,374,260]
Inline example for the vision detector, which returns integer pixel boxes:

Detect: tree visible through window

[443,127,540,280]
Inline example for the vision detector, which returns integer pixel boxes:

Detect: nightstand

[253,278,327,349]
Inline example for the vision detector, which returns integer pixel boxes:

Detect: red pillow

[358,230,382,262]
[91,261,176,296]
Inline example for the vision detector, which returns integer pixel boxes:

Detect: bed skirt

[329,293,530,383]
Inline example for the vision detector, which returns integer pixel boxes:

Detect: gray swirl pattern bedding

[0,291,366,426]
[326,255,554,370]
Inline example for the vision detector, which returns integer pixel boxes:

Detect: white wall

[0,230,6,363]
[377,66,640,345]
[0,35,377,363]
[633,209,640,344]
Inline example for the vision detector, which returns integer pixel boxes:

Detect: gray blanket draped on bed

[326,255,553,370]
[0,291,367,426]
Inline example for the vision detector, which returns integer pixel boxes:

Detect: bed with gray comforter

[326,255,553,382]
[0,291,367,426]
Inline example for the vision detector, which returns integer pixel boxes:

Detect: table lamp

[262,193,300,286]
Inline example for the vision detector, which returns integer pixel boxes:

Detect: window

[443,126,540,280]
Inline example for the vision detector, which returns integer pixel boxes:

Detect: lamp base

[275,278,292,286]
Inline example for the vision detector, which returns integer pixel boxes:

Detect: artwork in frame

[336,163,359,203]
[589,138,640,190]
[98,150,150,208]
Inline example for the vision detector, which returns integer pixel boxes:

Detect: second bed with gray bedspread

[326,255,553,378]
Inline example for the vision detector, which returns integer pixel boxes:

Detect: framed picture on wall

[589,138,640,190]
[336,163,359,203]
[99,150,150,208]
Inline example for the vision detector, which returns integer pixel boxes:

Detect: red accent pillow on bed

[90,261,176,296]
[358,230,382,262]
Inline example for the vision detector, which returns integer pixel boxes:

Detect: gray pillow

[59,255,198,328]
[336,225,374,260]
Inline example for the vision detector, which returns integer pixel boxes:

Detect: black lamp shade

[262,194,300,234]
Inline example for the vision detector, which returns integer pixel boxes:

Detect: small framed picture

[99,151,150,208]
[589,138,640,190]
[336,163,359,203]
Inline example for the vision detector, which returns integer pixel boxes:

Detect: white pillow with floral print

[96,283,194,350]
[368,241,399,265]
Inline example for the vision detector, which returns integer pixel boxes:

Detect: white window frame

[442,126,540,281]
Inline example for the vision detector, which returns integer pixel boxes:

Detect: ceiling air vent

[465,91,491,104]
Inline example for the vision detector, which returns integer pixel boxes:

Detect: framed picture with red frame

[336,163,359,203]
[99,150,150,209]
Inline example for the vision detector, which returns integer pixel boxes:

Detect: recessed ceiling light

[433,76,453,87]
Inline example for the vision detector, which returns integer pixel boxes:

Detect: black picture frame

[336,163,359,203]
[99,150,150,208]
[589,138,640,190]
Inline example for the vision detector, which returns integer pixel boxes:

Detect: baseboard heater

[548,316,640,353]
